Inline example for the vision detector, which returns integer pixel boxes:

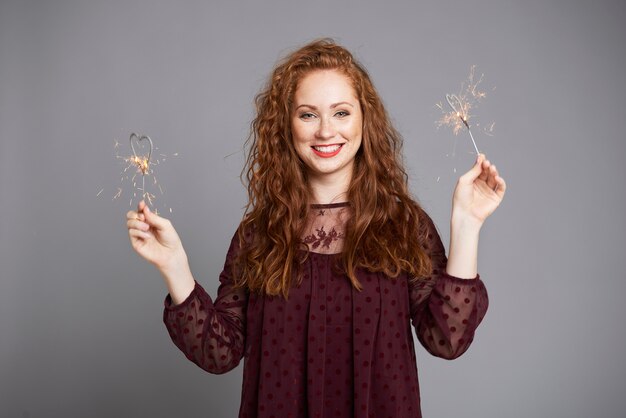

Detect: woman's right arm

[126,201,248,373]
[126,200,195,304]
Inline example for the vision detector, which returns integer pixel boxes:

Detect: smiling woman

[126,38,506,418]
[291,70,363,201]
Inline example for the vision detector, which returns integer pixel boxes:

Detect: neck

[307,170,352,204]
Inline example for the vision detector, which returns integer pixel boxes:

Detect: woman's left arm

[446,154,506,279]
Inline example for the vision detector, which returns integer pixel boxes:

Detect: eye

[335,110,350,118]
[299,112,316,120]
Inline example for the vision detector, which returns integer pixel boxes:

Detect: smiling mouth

[311,144,344,157]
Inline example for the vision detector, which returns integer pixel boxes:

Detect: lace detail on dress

[303,226,344,250]
[302,202,349,254]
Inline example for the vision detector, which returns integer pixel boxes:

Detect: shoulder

[398,201,443,250]
[229,220,256,247]
[416,206,437,233]
[393,199,438,234]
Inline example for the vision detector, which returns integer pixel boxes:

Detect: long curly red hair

[235,38,432,299]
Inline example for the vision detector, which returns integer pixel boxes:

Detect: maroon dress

[163,202,489,418]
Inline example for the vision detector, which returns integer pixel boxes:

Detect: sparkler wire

[129,132,153,201]
[445,94,480,155]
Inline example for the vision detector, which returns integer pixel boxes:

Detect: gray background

[1,0,625,417]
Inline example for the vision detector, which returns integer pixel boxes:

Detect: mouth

[311,143,344,158]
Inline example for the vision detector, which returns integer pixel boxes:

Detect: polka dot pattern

[163,205,489,417]
[163,233,247,375]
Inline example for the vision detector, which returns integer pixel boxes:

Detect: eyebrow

[295,102,354,110]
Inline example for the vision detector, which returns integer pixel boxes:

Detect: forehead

[293,70,357,103]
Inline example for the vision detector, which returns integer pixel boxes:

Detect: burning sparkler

[436,65,493,156]
[99,133,177,215]
[445,93,479,154]
[129,132,153,203]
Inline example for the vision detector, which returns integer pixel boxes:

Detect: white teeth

[313,144,341,153]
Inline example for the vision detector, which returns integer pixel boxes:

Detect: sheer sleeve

[409,211,489,360]
[162,231,248,374]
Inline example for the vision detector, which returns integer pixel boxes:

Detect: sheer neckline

[310,202,350,209]
[304,202,349,255]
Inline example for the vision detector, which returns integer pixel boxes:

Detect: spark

[129,155,150,175]
[102,133,179,214]
[436,65,494,155]
[485,122,495,136]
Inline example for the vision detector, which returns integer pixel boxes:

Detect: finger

[476,153,485,166]
[129,228,151,241]
[461,154,486,184]
[478,163,489,181]
[494,176,507,197]
[478,161,489,182]
[127,218,149,231]
[486,165,498,190]
[127,210,145,223]
[142,204,171,230]
[136,201,147,221]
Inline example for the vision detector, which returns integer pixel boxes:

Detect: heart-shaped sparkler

[129,133,153,173]
[129,132,154,202]
[445,94,469,129]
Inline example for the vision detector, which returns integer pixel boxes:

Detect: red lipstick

[311,144,343,158]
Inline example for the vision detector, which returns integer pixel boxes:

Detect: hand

[451,154,507,227]
[126,200,187,273]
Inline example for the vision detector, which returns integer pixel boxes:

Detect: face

[291,69,363,183]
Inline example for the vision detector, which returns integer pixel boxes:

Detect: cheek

[291,121,307,143]
[290,129,308,159]
[292,130,307,152]
[349,120,363,140]
[349,112,363,136]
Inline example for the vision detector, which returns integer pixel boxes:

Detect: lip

[311,143,344,158]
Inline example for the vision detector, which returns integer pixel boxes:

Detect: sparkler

[436,65,493,156]
[99,133,177,215]
[445,93,479,154]
[129,132,153,202]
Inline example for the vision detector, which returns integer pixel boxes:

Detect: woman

[126,38,506,417]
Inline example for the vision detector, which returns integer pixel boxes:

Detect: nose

[315,117,336,140]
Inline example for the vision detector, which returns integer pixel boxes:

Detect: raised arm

[126,201,247,373]
[446,153,506,278]
[409,154,505,359]
[409,210,489,360]
[126,200,195,304]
